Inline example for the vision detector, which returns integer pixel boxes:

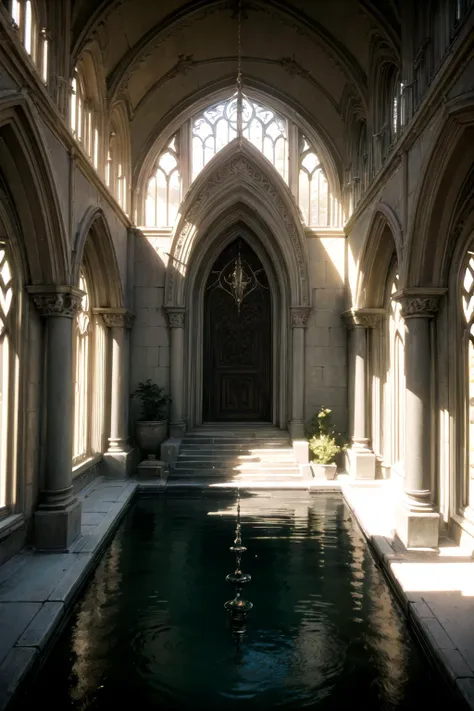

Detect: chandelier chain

[236,0,243,141]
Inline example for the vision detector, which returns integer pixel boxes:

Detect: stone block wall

[130,233,170,423]
[304,234,347,436]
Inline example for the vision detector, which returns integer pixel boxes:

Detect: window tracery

[0,243,14,515]
[141,95,340,229]
[388,269,405,468]
[191,96,288,182]
[145,135,181,228]
[73,272,90,465]
[298,136,329,226]
[461,253,474,507]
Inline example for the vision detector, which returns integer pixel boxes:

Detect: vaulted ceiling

[71,0,400,168]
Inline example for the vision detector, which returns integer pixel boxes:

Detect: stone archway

[164,141,311,438]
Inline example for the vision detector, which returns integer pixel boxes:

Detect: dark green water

[27,492,456,710]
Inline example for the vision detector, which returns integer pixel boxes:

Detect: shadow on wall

[305,234,347,438]
[130,232,171,429]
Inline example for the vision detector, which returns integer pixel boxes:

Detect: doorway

[203,239,272,421]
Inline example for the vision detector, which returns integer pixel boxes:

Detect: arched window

[461,252,474,508]
[70,62,100,170]
[145,135,181,228]
[106,104,131,214]
[140,94,341,229]
[191,95,288,182]
[6,1,49,82]
[389,271,405,467]
[0,242,15,516]
[73,272,90,465]
[298,136,330,226]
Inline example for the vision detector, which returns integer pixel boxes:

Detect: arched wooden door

[203,239,272,422]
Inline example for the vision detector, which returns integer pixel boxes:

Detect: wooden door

[203,240,271,422]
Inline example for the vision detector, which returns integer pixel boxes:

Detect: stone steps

[170,425,303,482]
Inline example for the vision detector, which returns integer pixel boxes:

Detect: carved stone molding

[93,308,135,329]
[166,307,186,328]
[342,308,385,329]
[166,154,309,307]
[27,285,84,319]
[290,307,311,328]
[392,288,447,319]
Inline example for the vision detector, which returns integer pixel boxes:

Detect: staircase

[169,424,303,484]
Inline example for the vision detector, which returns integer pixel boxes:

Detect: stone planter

[310,462,337,480]
[135,420,168,459]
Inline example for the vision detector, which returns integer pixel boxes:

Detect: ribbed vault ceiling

[71,0,400,167]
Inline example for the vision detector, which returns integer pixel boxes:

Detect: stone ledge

[342,481,474,710]
[0,477,139,711]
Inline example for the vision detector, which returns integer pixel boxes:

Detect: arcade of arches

[0,0,473,562]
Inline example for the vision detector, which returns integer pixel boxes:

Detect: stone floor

[0,474,473,709]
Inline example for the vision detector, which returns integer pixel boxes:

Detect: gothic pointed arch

[0,98,69,284]
[73,207,124,308]
[355,202,403,308]
[165,139,310,309]
[405,97,474,287]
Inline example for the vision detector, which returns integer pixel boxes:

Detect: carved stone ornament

[392,289,447,319]
[27,286,84,319]
[342,308,384,329]
[166,309,186,328]
[94,308,135,329]
[166,154,308,307]
[399,297,441,318]
[291,307,311,328]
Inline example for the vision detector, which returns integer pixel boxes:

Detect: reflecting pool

[26,492,457,710]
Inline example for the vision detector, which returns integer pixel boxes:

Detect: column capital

[166,307,186,328]
[27,285,84,318]
[342,308,385,329]
[290,306,311,328]
[392,288,447,319]
[93,308,135,329]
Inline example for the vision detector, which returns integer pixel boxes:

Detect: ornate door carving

[203,240,271,421]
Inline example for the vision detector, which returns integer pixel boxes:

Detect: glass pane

[248,119,263,151]
[192,136,204,181]
[156,170,167,226]
[168,170,181,227]
[299,171,310,224]
[159,151,178,175]
[469,339,474,506]
[302,151,320,175]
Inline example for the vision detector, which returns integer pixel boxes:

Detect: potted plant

[307,407,345,480]
[132,379,170,459]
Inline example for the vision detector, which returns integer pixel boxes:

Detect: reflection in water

[27,493,456,711]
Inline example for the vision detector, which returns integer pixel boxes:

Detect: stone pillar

[289,307,310,440]
[393,288,446,548]
[343,308,384,479]
[166,307,186,438]
[27,285,84,550]
[94,308,136,479]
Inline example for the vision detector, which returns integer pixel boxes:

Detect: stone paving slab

[0,477,138,711]
[342,479,474,710]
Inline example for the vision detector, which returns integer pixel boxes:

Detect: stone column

[166,307,186,438]
[27,285,84,550]
[343,308,384,479]
[289,307,311,441]
[94,308,135,479]
[393,288,446,548]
